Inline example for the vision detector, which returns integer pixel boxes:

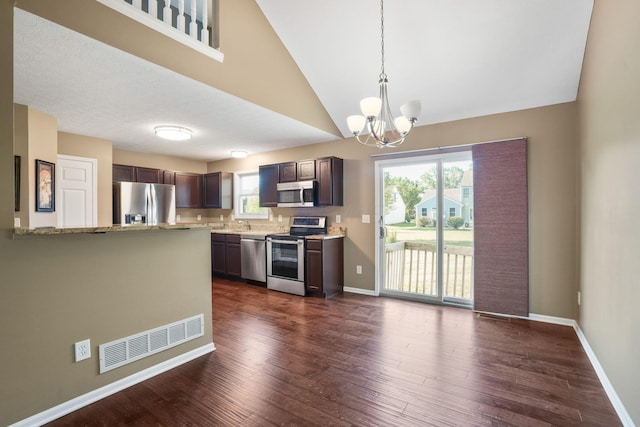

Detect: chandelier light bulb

[394,116,412,135]
[347,115,367,135]
[360,97,383,117]
[400,100,422,120]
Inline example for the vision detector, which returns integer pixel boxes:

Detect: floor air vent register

[99,314,204,373]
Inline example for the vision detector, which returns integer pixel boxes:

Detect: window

[463,187,470,197]
[234,172,268,219]
[449,207,456,217]
[421,207,427,216]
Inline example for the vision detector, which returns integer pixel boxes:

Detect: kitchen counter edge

[13,223,212,237]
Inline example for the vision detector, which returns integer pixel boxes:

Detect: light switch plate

[14,217,20,227]
[336,215,341,224]
[362,214,370,224]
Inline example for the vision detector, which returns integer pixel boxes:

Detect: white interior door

[56,155,97,228]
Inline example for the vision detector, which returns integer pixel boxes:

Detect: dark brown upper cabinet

[135,167,162,183]
[162,170,175,185]
[297,160,316,181]
[278,162,297,183]
[112,164,136,182]
[175,172,203,208]
[113,164,162,183]
[316,157,343,206]
[203,172,233,209]
[259,164,279,207]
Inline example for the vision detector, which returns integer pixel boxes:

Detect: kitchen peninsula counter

[13,223,212,237]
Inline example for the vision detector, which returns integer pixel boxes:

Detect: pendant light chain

[380,0,386,80]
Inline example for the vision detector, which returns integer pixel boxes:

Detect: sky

[384,160,473,181]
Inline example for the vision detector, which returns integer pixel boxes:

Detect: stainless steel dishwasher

[240,234,266,283]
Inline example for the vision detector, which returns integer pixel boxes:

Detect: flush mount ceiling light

[347,0,421,148]
[154,125,193,141]
[231,150,248,158]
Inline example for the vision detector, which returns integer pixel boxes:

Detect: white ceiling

[13,1,594,161]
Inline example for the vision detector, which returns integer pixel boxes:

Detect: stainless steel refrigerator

[113,182,176,226]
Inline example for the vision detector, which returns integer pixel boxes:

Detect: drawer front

[306,240,323,251]
[212,234,226,242]
[226,234,242,244]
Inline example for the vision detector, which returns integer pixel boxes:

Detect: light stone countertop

[13,223,212,236]
[13,223,346,239]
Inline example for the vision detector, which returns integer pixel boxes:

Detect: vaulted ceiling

[13,0,594,161]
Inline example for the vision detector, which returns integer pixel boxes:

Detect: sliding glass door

[375,152,474,307]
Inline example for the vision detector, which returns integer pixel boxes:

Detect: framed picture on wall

[35,159,55,212]
[14,155,20,211]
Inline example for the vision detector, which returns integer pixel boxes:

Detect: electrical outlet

[336,215,341,224]
[356,265,362,274]
[74,339,91,362]
[176,214,181,222]
[220,215,224,221]
[278,215,283,223]
[577,291,581,306]
[197,214,202,221]
[362,214,370,224]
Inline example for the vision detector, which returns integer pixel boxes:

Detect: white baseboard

[10,343,216,427]
[343,286,378,296]
[529,313,634,426]
[528,313,577,327]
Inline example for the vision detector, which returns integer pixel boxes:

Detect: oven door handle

[269,239,302,245]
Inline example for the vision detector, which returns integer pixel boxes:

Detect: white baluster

[201,0,209,45]
[177,0,186,32]
[163,0,172,25]
[189,1,198,39]
[133,0,142,10]
[149,0,158,20]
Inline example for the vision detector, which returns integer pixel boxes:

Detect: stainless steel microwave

[276,180,316,207]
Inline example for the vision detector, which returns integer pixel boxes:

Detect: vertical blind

[472,138,529,316]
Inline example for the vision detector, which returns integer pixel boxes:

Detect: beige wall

[113,149,207,174]
[577,0,640,422]
[0,4,213,426]
[58,132,113,227]
[13,105,59,228]
[210,102,580,319]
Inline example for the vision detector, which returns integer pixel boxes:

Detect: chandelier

[347,0,421,148]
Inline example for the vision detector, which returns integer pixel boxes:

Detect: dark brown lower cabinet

[225,234,242,277]
[211,233,241,278]
[305,237,344,298]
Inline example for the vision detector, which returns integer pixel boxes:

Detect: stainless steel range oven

[266,216,327,296]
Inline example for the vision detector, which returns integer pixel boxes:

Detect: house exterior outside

[414,170,473,227]
[384,185,405,224]
[460,169,473,226]
[415,189,463,224]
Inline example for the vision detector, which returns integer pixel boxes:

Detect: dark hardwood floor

[48,278,620,426]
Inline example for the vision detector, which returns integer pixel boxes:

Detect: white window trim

[234,171,268,220]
